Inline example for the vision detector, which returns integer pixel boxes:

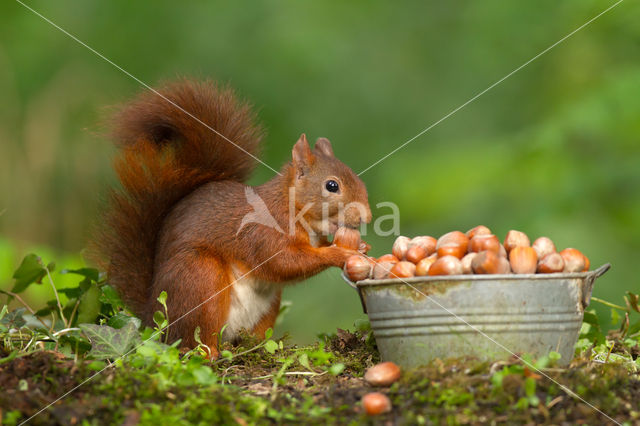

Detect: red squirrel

[93,79,371,356]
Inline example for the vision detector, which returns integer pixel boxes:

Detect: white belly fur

[222,265,278,342]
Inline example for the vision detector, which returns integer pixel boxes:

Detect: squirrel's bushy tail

[93,79,263,315]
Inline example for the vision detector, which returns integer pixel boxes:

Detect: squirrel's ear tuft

[292,134,313,178]
[314,137,334,157]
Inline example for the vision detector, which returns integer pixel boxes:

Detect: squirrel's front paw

[358,240,371,254]
[325,244,359,266]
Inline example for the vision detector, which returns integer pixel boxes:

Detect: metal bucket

[343,263,610,368]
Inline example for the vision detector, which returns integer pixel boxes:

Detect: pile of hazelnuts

[339,225,590,282]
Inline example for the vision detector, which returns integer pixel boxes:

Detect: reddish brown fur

[93,79,370,356]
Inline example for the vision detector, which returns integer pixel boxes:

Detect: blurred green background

[1,0,639,343]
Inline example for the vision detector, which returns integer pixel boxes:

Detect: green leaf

[76,284,102,325]
[157,291,167,309]
[11,254,46,293]
[61,267,100,282]
[221,350,233,361]
[264,328,273,340]
[34,306,54,317]
[628,320,640,336]
[264,339,278,354]
[57,286,84,299]
[524,377,536,397]
[99,285,124,309]
[137,344,158,359]
[87,360,107,371]
[192,366,218,385]
[354,318,371,332]
[548,351,562,363]
[298,353,312,370]
[515,397,529,410]
[80,322,140,360]
[0,308,26,329]
[107,313,140,329]
[611,308,621,326]
[58,334,92,355]
[328,363,345,376]
[583,310,600,326]
[153,311,167,329]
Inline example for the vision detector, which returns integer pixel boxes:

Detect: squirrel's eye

[325,180,339,193]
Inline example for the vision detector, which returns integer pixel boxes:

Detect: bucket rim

[342,263,611,288]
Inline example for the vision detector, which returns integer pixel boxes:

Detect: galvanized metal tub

[343,264,610,368]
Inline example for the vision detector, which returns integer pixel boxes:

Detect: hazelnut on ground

[364,362,401,386]
[362,392,392,416]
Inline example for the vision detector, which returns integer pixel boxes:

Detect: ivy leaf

[11,254,46,293]
[107,313,141,329]
[80,322,140,360]
[0,308,26,329]
[99,285,124,310]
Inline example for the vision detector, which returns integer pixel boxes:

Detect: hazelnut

[389,261,416,279]
[436,231,469,250]
[405,245,428,264]
[392,236,411,260]
[461,253,477,274]
[560,248,587,273]
[471,250,501,274]
[334,227,361,250]
[415,254,437,276]
[344,255,373,281]
[503,230,530,253]
[377,254,399,263]
[436,243,467,259]
[364,362,401,386]
[373,261,396,280]
[509,246,537,274]
[497,256,512,274]
[468,234,501,254]
[537,252,564,273]
[498,243,507,258]
[409,236,437,256]
[532,237,556,260]
[428,255,463,276]
[466,225,492,239]
[362,392,391,416]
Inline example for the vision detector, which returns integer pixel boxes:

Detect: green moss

[2,328,639,425]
